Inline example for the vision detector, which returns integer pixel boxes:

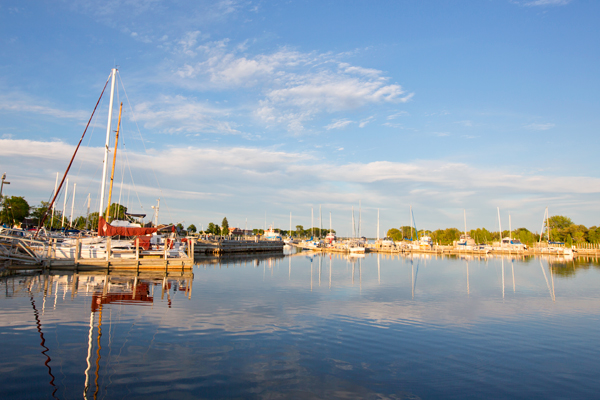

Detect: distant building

[228,227,253,236]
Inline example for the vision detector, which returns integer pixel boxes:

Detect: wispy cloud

[133,95,240,135]
[524,122,555,130]
[382,122,403,128]
[169,37,413,133]
[359,116,374,128]
[520,0,572,6]
[325,119,354,130]
[387,111,409,120]
[0,93,88,120]
[454,120,473,127]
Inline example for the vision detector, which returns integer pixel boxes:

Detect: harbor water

[1,252,599,399]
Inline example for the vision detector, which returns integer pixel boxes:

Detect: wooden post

[75,237,80,265]
[135,237,139,260]
[106,237,111,262]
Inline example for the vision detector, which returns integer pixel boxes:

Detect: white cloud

[0,93,88,120]
[455,120,473,127]
[5,139,599,197]
[387,111,409,120]
[524,123,555,130]
[132,95,240,135]
[169,38,413,133]
[178,30,202,56]
[325,119,354,130]
[2,138,600,231]
[359,116,374,128]
[521,0,572,6]
[266,74,410,112]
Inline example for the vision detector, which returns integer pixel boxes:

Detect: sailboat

[32,69,187,260]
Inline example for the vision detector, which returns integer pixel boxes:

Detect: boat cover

[98,217,158,237]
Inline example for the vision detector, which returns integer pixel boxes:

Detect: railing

[0,234,48,264]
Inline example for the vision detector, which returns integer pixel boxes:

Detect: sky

[0,0,599,236]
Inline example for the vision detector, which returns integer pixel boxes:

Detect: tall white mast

[69,183,76,227]
[539,207,548,244]
[289,212,292,237]
[61,179,69,228]
[311,207,314,238]
[50,172,58,228]
[547,207,551,242]
[319,204,322,239]
[497,207,502,246]
[99,68,117,217]
[329,211,332,234]
[509,214,512,239]
[463,209,467,236]
[86,193,91,229]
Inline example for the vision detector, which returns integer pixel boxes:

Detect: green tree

[207,222,216,234]
[430,228,462,245]
[73,216,87,229]
[187,224,197,233]
[386,228,402,241]
[296,225,304,237]
[105,203,127,222]
[88,212,99,230]
[397,226,415,240]
[469,227,496,243]
[588,226,600,244]
[176,223,184,233]
[509,227,539,246]
[549,215,573,230]
[221,217,229,235]
[0,196,30,225]
[30,201,63,229]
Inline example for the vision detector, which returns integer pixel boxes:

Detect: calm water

[1,252,600,399]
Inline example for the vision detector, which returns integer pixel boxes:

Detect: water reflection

[1,253,600,399]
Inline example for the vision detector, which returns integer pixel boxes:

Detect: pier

[0,233,194,271]
[193,238,284,255]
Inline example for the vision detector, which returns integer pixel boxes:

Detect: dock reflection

[1,271,193,399]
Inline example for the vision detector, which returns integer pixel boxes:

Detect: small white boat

[263,227,282,240]
[348,241,366,253]
[380,237,395,247]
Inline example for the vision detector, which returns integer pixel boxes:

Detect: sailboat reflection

[411,256,420,299]
[539,258,556,302]
[29,287,58,399]
[72,273,192,400]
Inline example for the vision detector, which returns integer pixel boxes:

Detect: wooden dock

[294,242,600,258]
[193,238,284,255]
[0,234,194,271]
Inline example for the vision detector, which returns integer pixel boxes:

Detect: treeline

[287,225,334,238]
[386,215,600,246]
[1,195,138,230]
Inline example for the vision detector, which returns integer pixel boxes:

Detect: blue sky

[1,0,599,235]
